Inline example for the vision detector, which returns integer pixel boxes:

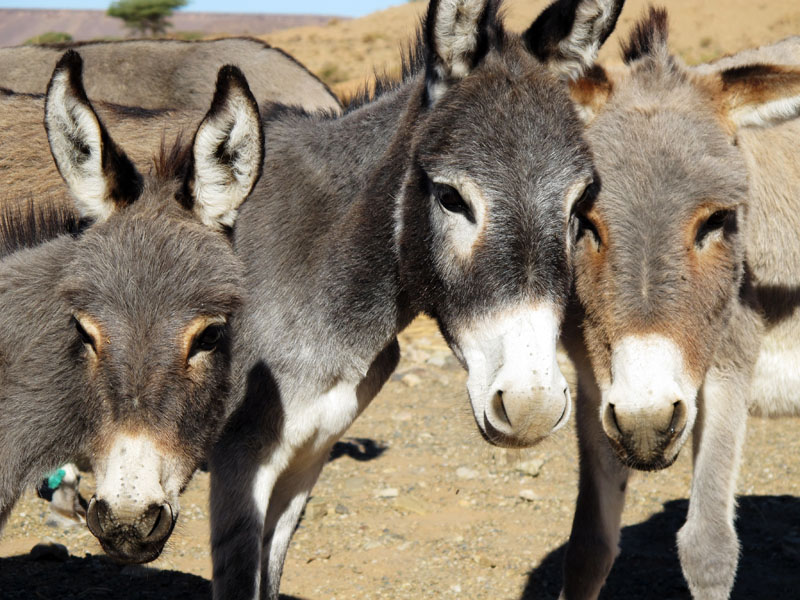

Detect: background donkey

[209,0,625,598]
[562,9,800,599]
[0,37,341,113]
[0,51,263,565]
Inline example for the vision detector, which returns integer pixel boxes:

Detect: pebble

[335,503,350,515]
[28,541,68,562]
[515,458,545,478]
[401,373,422,388]
[377,488,399,498]
[519,489,539,502]
[305,499,329,520]
[456,467,479,480]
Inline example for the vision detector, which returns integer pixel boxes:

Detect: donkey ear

[524,0,625,81]
[423,0,502,105]
[185,65,264,230]
[710,64,800,130]
[569,64,613,123]
[45,50,142,222]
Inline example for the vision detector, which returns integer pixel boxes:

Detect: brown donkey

[0,51,263,564]
[562,10,800,600]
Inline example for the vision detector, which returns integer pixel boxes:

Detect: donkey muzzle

[86,497,176,563]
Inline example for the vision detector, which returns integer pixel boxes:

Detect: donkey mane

[342,27,426,112]
[152,134,193,183]
[621,6,669,64]
[0,199,82,259]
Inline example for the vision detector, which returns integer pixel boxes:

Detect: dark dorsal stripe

[0,199,84,259]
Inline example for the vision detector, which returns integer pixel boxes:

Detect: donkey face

[398,0,624,447]
[570,9,800,469]
[45,51,263,562]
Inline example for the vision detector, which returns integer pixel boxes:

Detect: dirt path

[2,318,800,599]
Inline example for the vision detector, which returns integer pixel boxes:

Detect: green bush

[107,0,188,37]
[24,32,73,45]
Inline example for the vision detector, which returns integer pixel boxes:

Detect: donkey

[0,50,264,564]
[0,37,341,113]
[561,9,800,599]
[208,0,625,598]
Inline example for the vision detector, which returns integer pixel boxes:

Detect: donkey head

[397,0,623,448]
[569,8,800,469]
[45,51,263,562]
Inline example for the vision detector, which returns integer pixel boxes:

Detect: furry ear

[711,64,800,130]
[423,0,502,105]
[45,50,142,222]
[183,65,264,230]
[620,6,669,64]
[525,0,625,81]
[569,64,613,123]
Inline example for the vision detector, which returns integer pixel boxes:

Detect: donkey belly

[749,327,800,417]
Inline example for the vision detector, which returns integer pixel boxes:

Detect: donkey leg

[210,444,279,600]
[562,381,629,600]
[677,370,747,600]
[259,455,327,600]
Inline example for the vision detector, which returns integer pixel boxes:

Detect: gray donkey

[0,37,341,113]
[209,0,625,598]
[561,9,800,599]
[0,51,264,564]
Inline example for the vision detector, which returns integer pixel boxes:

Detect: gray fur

[562,9,800,599]
[209,1,624,598]
[0,52,263,566]
[0,37,341,113]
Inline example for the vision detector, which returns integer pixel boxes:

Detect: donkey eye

[73,317,95,350]
[695,209,736,247]
[434,183,474,222]
[190,324,225,357]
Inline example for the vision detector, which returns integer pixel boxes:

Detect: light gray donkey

[0,50,264,564]
[561,9,800,599]
[209,0,626,598]
[0,37,341,113]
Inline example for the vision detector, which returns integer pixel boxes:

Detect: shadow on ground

[0,553,307,600]
[329,437,387,462]
[522,494,800,600]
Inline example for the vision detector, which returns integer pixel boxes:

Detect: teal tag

[46,468,66,490]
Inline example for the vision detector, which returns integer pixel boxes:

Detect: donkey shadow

[0,553,307,599]
[522,495,800,600]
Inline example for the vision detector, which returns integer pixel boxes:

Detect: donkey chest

[748,321,800,417]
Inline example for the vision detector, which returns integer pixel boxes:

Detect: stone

[377,487,399,498]
[516,458,545,478]
[519,489,539,502]
[394,495,430,515]
[304,499,328,520]
[456,467,479,480]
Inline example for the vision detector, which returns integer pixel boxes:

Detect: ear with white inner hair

[45,50,142,222]
[423,0,501,105]
[185,65,264,230]
[569,64,613,124]
[525,0,625,81]
[711,64,800,130]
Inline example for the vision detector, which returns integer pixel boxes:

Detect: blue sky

[0,1,401,17]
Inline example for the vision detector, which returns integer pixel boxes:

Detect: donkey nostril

[143,504,174,542]
[491,390,512,428]
[603,403,622,438]
[667,400,687,438]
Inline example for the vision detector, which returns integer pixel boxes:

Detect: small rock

[394,495,430,515]
[335,503,350,515]
[456,467,479,480]
[392,411,413,422]
[304,499,328,520]
[28,542,68,562]
[474,554,496,568]
[401,373,423,388]
[519,489,539,502]
[377,487,399,498]
[344,477,366,491]
[516,458,545,478]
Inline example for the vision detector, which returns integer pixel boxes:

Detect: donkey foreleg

[210,446,278,600]
[677,370,747,600]
[562,381,629,600]
[259,455,328,600]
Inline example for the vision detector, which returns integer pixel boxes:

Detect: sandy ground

[3,1,800,598]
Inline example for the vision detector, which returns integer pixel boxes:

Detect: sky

[0,1,401,17]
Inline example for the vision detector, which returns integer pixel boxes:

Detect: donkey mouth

[606,435,682,472]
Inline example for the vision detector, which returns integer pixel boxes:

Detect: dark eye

[434,183,474,222]
[72,317,95,350]
[190,324,225,358]
[695,209,736,247]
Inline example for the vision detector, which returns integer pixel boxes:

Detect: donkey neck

[235,77,424,382]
